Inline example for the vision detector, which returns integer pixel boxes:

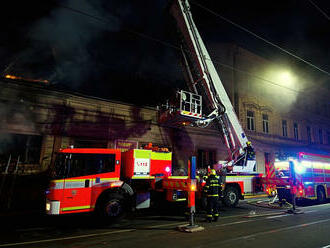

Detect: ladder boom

[170,0,256,172]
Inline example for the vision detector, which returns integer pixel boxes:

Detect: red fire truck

[46,147,197,219]
[264,152,330,203]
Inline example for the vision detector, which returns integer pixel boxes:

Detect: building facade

[0,79,225,174]
[210,43,330,173]
[1,44,330,175]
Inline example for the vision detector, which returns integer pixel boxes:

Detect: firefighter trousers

[206,196,219,221]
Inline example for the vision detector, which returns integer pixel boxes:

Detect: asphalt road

[1,199,330,248]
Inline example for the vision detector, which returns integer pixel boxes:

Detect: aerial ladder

[160,0,256,173]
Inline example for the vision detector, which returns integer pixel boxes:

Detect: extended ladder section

[170,0,255,172]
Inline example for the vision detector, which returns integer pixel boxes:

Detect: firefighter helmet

[246,141,251,146]
[210,169,216,175]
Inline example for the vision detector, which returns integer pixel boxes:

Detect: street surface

[1,198,330,248]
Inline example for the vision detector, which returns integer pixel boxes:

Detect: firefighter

[204,169,221,222]
[245,141,255,160]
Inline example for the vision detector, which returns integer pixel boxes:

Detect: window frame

[319,129,323,144]
[262,114,269,134]
[293,123,299,140]
[307,126,312,144]
[282,120,288,137]
[66,153,116,178]
[246,110,255,131]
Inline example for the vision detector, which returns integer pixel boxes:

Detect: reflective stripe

[210,184,220,186]
[206,214,213,217]
[52,178,119,183]
[214,213,219,217]
[61,205,91,211]
[168,176,188,179]
[151,151,171,161]
[50,178,121,190]
[174,198,187,202]
[64,181,85,189]
[228,176,255,178]
[207,194,219,197]
[131,176,155,179]
[134,149,151,159]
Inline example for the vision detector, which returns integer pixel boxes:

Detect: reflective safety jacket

[245,145,255,160]
[204,174,221,197]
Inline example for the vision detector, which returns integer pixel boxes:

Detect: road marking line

[219,218,330,245]
[305,210,317,213]
[214,220,254,227]
[265,209,317,219]
[321,245,330,248]
[244,212,284,218]
[0,229,135,247]
[1,221,193,247]
[266,214,290,219]
[145,222,187,228]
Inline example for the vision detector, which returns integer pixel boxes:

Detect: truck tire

[317,187,326,204]
[97,192,126,221]
[223,186,239,207]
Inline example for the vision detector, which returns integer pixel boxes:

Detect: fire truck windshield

[274,160,290,178]
[52,153,116,179]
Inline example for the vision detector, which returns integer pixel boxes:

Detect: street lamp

[277,71,296,87]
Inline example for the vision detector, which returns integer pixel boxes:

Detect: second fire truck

[264,152,330,204]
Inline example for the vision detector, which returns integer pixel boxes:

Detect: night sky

[0,0,329,106]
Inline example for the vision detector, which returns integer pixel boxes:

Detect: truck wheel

[317,187,326,204]
[223,186,239,207]
[98,193,126,221]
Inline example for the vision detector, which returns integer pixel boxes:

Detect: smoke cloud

[26,0,122,87]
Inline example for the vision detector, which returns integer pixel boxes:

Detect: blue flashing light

[294,162,306,174]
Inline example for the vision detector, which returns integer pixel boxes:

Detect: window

[262,114,269,133]
[327,131,330,145]
[293,123,299,140]
[282,120,288,137]
[65,153,116,178]
[307,126,311,144]
[247,111,255,131]
[197,149,216,169]
[319,129,323,144]
[0,134,42,165]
